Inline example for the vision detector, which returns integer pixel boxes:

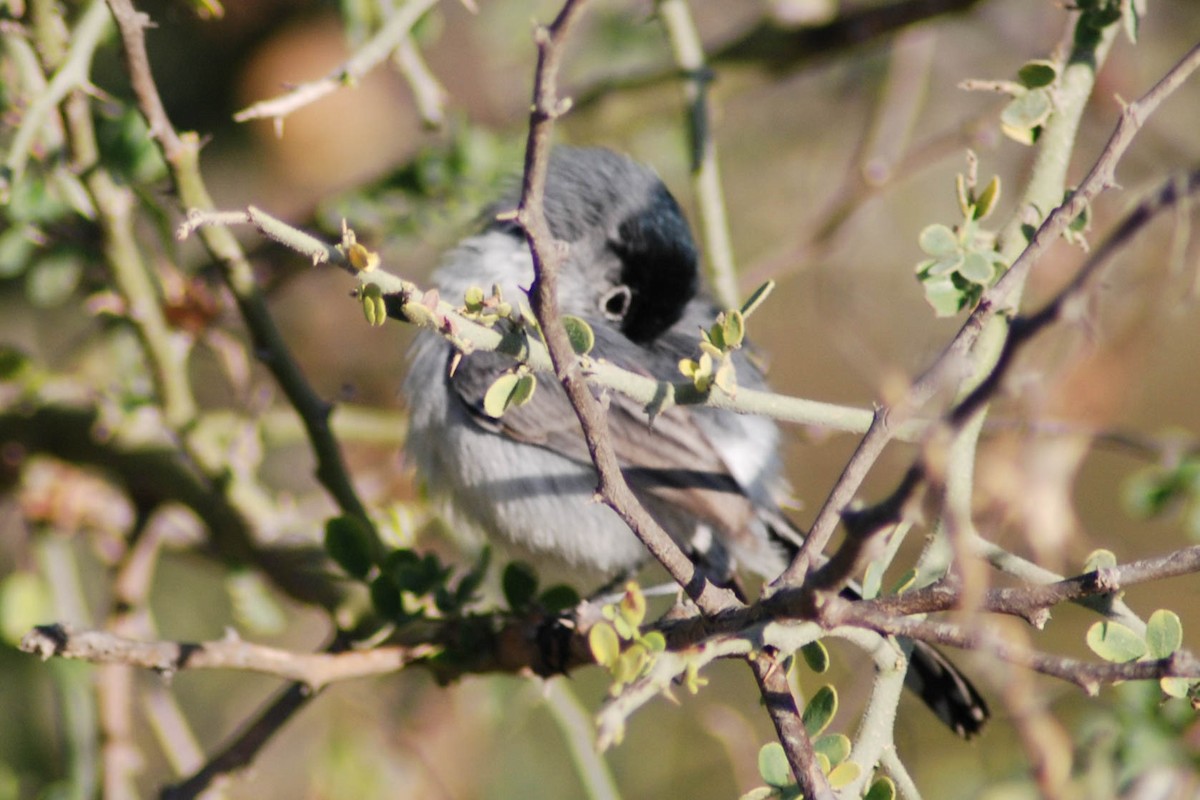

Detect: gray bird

[403,146,988,737]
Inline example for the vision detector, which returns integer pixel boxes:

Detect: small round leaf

[757,742,793,789]
[1086,621,1147,663]
[483,372,521,418]
[502,561,539,610]
[813,733,851,766]
[324,515,375,579]
[918,224,959,257]
[589,622,621,669]
[802,685,838,737]
[561,314,595,355]
[827,761,862,789]
[865,776,898,800]
[1017,60,1058,89]
[800,641,830,673]
[1146,609,1183,659]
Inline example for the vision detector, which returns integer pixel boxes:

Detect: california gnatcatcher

[403,147,988,737]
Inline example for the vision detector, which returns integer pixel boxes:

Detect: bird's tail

[765,521,989,739]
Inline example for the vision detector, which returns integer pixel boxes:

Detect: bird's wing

[446,344,763,545]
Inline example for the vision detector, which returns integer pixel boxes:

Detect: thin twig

[658,0,740,308]
[784,28,1199,591]
[20,625,433,690]
[513,0,740,614]
[105,0,384,552]
[750,653,834,800]
[232,0,441,124]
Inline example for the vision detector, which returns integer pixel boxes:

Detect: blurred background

[2,0,1200,797]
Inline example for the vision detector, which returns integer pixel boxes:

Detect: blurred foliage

[0,0,1198,798]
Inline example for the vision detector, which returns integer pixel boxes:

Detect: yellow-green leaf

[1146,609,1183,659]
[1017,60,1058,89]
[1086,621,1147,663]
[589,621,620,669]
[1083,549,1118,572]
[561,314,595,356]
[757,742,792,789]
[483,372,521,418]
[974,175,1001,220]
[918,224,959,257]
[723,309,745,348]
[739,280,775,319]
[802,685,837,737]
[801,641,830,673]
[511,373,537,408]
[827,761,862,789]
[813,733,851,766]
[865,776,897,800]
[888,568,918,595]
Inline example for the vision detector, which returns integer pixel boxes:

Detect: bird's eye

[600,284,632,320]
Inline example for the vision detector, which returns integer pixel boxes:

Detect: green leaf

[613,642,648,684]
[827,761,861,789]
[561,314,595,356]
[227,570,286,635]
[1083,548,1118,572]
[1146,609,1183,659]
[1123,0,1141,42]
[323,515,375,579]
[538,584,581,613]
[800,641,830,673]
[722,309,746,349]
[802,685,837,737]
[501,562,539,610]
[864,776,897,800]
[483,372,521,418]
[369,574,402,619]
[511,373,537,407]
[25,254,82,307]
[917,224,959,257]
[813,733,851,766]
[974,175,1002,220]
[1160,677,1191,699]
[714,356,738,395]
[1017,60,1058,89]
[1086,621,1147,663]
[888,568,918,595]
[0,572,54,646]
[1124,461,1200,518]
[958,250,997,285]
[0,347,30,381]
[737,788,776,800]
[1000,89,1053,143]
[641,630,666,652]
[618,583,647,629]
[757,742,793,789]
[862,561,883,600]
[923,277,965,317]
[361,283,386,326]
[740,280,775,318]
[387,549,448,595]
[464,285,485,311]
[589,622,620,668]
[0,224,37,278]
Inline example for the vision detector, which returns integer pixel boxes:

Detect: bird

[403,146,988,737]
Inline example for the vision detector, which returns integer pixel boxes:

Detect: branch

[822,597,1200,692]
[513,0,741,615]
[232,0,442,125]
[751,653,834,800]
[782,27,1198,589]
[105,0,384,554]
[20,625,433,690]
[658,0,739,309]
